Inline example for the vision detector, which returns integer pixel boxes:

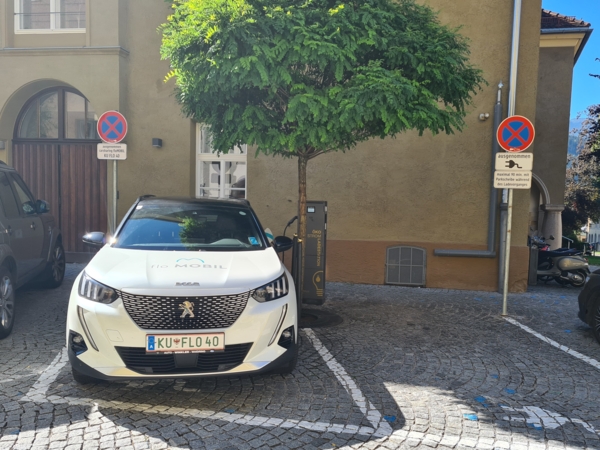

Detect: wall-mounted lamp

[0,141,5,150]
[152,138,163,148]
[479,113,490,121]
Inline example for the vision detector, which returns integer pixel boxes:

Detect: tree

[563,145,600,232]
[160,0,484,280]
[563,60,600,233]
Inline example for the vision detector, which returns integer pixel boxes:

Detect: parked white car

[66,196,297,383]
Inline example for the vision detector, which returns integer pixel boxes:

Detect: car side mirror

[36,199,50,214]
[82,231,106,248]
[272,236,293,253]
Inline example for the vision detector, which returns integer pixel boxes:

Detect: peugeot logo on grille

[179,301,195,318]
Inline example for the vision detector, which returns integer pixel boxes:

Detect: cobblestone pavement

[0,264,599,449]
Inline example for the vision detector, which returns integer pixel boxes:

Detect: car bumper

[68,340,299,381]
[66,273,298,380]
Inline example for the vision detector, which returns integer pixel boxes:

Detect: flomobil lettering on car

[66,197,298,383]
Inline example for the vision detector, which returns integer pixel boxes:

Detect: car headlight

[251,274,289,302]
[78,272,119,304]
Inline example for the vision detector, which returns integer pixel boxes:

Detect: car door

[7,173,45,274]
[0,171,31,278]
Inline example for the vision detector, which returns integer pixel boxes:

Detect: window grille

[15,0,85,32]
[386,246,426,286]
[196,124,247,199]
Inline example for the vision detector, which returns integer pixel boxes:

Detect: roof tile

[542,9,591,29]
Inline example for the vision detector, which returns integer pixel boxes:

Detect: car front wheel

[0,267,15,339]
[593,298,600,345]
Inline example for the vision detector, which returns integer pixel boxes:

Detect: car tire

[42,242,66,288]
[592,298,600,345]
[71,366,99,384]
[0,267,15,340]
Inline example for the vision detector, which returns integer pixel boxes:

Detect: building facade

[0,0,590,291]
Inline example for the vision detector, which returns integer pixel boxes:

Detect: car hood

[84,246,285,295]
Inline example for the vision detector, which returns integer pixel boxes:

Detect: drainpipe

[499,0,523,298]
[433,83,503,258]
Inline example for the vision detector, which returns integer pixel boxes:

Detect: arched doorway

[12,87,107,260]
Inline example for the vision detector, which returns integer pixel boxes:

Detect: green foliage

[563,59,600,233]
[160,0,484,158]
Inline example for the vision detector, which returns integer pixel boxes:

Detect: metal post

[113,160,118,234]
[498,202,508,292]
[502,189,514,315]
[500,0,522,313]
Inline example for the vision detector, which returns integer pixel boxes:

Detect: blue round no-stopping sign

[496,115,535,152]
[97,111,128,143]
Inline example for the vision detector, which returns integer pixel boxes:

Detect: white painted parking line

[504,317,600,371]
[303,329,393,437]
[22,347,68,403]
[21,329,393,437]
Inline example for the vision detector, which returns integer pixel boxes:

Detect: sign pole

[113,160,118,234]
[502,188,513,316]
[495,115,535,316]
[96,110,128,235]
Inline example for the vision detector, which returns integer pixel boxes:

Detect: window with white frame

[15,0,86,32]
[196,124,247,199]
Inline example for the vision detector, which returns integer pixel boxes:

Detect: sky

[542,0,599,122]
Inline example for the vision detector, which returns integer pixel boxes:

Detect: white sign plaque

[494,170,532,189]
[97,143,127,160]
[495,152,533,171]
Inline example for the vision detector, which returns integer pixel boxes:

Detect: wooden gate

[12,143,108,259]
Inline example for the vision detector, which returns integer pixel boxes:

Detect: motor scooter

[531,235,589,287]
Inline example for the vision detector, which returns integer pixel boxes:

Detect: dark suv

[578,269,600,345]
[0,162,65,339]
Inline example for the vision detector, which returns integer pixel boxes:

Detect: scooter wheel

[569,270,587,288]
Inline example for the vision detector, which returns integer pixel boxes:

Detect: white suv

[66,196,297,383]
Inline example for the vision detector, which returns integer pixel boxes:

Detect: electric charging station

[303,201,327,305]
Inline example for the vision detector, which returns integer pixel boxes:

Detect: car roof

[0,161,16,171]
[137,196,252,209]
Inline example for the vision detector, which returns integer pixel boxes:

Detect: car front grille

[115,343,253,374]
[119,291,249,330]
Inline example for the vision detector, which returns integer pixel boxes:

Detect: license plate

[146,333,225,354]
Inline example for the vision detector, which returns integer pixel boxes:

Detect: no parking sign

[97,111,128,144]
[97,111,127,160]
[496,115,535,152]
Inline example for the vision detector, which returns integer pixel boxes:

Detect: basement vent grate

[386,246,426,286]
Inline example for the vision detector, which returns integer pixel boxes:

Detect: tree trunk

[297,154,308,306]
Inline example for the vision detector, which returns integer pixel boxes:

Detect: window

[15,0,85,32]
[18,91,59,139]
[196,124,247,199]
[0,173,21,219]
[8,174,37,215]
[16,88,98,140]
[115,201,266,251]
[65,91,98,139]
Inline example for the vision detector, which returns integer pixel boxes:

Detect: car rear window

[114,202,266,251]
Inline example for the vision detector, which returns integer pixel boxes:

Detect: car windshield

[114,202,266,251]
